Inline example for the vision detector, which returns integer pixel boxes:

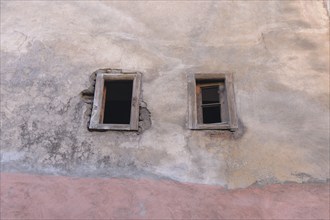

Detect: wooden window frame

[188,73,238,131]
[89,71,141,131]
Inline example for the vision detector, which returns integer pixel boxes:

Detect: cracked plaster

[0,1,329,188]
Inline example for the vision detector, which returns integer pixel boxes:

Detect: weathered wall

[1,1,329,189]
[2,172,329,219]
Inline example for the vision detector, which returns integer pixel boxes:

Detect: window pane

[201,86,219,104]
[103,80,133,124]
[202,105,221,124]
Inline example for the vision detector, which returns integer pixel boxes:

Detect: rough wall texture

[1,1,329,189]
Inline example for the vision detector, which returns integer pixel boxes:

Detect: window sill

[89,123,134,131]
[192,123,234,130]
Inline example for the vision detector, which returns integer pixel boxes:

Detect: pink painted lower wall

[1,172,329,219]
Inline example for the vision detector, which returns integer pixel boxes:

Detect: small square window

[188,73,238,130]
[89,71,141,131]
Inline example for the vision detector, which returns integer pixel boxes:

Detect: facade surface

[1,1,329,219]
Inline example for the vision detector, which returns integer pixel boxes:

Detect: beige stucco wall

[1,1,329,188]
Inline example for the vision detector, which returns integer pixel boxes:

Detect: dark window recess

[201,86,221,123]
[103,80,133,124]
[202,86,220,104]
[196,80,228,125]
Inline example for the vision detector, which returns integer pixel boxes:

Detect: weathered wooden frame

[89,71,141,131]
[188,73,238,131]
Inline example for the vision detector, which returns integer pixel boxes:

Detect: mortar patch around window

[188,73,238,131]
[89,71,141,131]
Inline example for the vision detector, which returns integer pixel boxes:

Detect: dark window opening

[103,80,133,124]
[202,86,220,104]
[202,105,221,123]
[201,86,221,123]
[196,80,228,125]
[201,85,221,124]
